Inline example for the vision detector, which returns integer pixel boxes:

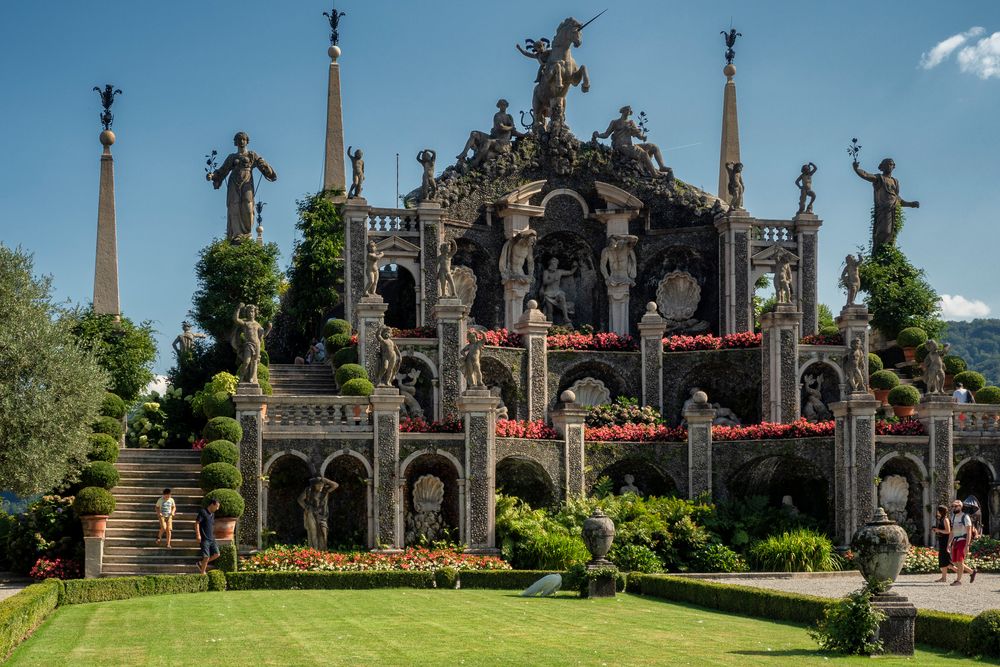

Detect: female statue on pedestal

[206,132,277,240]
[852,158,919,250]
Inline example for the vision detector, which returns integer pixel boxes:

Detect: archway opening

[799,362,840,422]
[877,457,925,543]
[266,455,311,547]
[377,263,417,329]
[598,460,676,498]
[397,355,436,420]
[323,455,369,549]
[403,453,460,545]
[958,460,992,535]
[481,357,518,420]
[496,457,556,508]
[534,231,601,330]
[728,455,829,527]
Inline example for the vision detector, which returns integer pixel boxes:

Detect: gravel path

[704,572,1000,616]
[0,574,29,602]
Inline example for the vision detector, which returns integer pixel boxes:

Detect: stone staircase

[106,449,203,576]
[269,363,338,395]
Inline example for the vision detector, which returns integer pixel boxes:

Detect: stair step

[105,546,202,556]
[104,552,201,563]
[116,463,202,472]
[110,510,200,519]
[103,564,200,575]
[114,486,203,494]
[104,537,201,548]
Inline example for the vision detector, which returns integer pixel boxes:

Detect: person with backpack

[948,499,977,585]
[932,505,952,582]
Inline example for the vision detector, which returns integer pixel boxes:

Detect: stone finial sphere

[526,299,539,310]
[99,130,116,146]
[646,301,657,313]
[328,45,341,61]
[560,390,576,404]
[723,63,736,78]
[693,390,709,405]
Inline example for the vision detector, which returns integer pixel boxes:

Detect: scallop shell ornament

[412,474,445,513]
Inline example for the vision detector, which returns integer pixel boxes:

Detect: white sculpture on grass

[521,573,563,597]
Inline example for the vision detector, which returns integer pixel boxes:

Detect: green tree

[859,244,943,340]
[0,246,108,495]
[68,308,157,403]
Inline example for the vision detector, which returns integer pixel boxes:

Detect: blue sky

[1,1,999,374]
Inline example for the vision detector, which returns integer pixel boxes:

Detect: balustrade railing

[751,219,797,247]
[954,405,1000,434]
[367,208,420,237]
[264,396,372,432]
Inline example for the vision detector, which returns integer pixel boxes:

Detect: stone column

[638,303,667,414]
[831,395,879,545]
[794,214,822,336]
[356,296,388,382]
[594,208,641,336]
[717,62,741,201]
[322,45,346,198]
[715,210,753,334]
[919,398,956,508]
[551,390,587,498]
[233,386,266,549]
[760,304,802,423]
[94,129,120,318]
[371,388,404,549]
[418,202,443,326]
[84,536,104,578]
[498,203,543,328]
[435,298,468,419]
[343,197,369,331]
[683,391,716,499]
[460,388,500,553]
[512,300,552,422]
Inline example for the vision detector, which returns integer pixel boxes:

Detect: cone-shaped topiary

[888,385,921,407]
[203,416,243,444]
[868,353,884,374]
[80,461,120,489]
[976,387,1000,405]
[200,462,243,491]
[896,327,928,348]
[74,487,116,516]
[88,433,119,463]
[869,370,900,390]
[341,378,374,397]
[954,371,987,392]
[92,415,124,440]
[201,439,239,466]
[100,392,127,419]
[323,318,351,338]
[331,345,358,368]
[203,488,245,518]
[335,363,368,387]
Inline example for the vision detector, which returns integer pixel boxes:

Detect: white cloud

[920,27,984,69]
[939,294,991,320]
[144,375,169,397]
[958,31,1000,79]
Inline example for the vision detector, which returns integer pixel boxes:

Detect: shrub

[335,363,368,387]
[810,581,886,655]
[916,610,971,653]
[225,571,435,590]
[896,327,928,348]
[87,433,119,463]
[215,543,238,573]
[29,556,81,580]
[200,463,243,491]
[609,543,663,573]
[693,543,748,573]
[203,417,243,444]
[201,440,239,466]
[869,370,900,391]
[203,488,245,518]
[68,309,157,404]
[887,385,921,407]
[867,353,884,374]
[944,355,967,375]
[202,391,235,419]
[79,461,119,490]
[0,579,61,661]
[72,487,116,516]
[746,529,841,572]
[563,562,627,596]
[434,567,458,589]
[325,333,353,356]
[92,416,124,440]
[332,345,358,368]
[100,392,127,419]
[977,386,1000,405]
[585,396,662,427]
[457,570,555,589]
[340,378,374,397]
[323,318,351,338]
[969,609,1000,657]
[208,569,228,591]
[60,574,209,605]
[954,371,988,392]
[2,496,80,575]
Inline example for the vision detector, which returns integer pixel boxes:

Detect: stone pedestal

[356,296,388,383]
[638,303,667,414]
[551,391,587,498]
[587,573,617,599]
[873,592,917,655]
[715,210,753,334]
[761,304,802,423]
[837,304,872,371]
[919,397,956,507]
[502,277,532,329]
[94,131,120,318]
[232,390,266,549]
[513,301,552,422]
[607,282,631,337]
[371,388,404,549]
[418,202,443,326]
[343,197,369,330]
[460,389,500,553]
[831,395,879,545]
[434,298,468,419]
[683,398,716,499]
[794,213,822,336]
[322,47,346,198]
[84,536,104,578]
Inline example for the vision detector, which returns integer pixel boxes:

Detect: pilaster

[551,390,587,498]
[761,304,802,423]
[418,202,443,326]
[322,46,346,198]
[233,386,266,549]
[794,213,822,335]
[356,296,388,383]
[434,298,468,418]
[638,302,667,414]
[513,300,552,422]
[94,130,120,317]
[460,389,500,553]
[84,536,104,578]
[715,210,753,334]
[343,197,369,331]
[831,395,879,545]
[371,388,404,549]
[919,398,956,508]
[683,394,716,499]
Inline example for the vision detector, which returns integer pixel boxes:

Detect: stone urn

[851,507,910,585]
[582,509,616,565]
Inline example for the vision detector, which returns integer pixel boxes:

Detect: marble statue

[396,369,424,419]
[795,162,817,214]
[773,248,794,305]
[725,161,744,209]
[781,495,800,517]
[376,326,401,387]
[416,149,437,201]
[592,106,670,178]
[521,14,599,130]
[298,476,339,550]
[841,254,862,306]
[364,241,383,297]
[600,234,638,286]
[682,387,707,413]
[852,158,919,249]
[172,321,207,356]
[206,132,277,240]
[452,265,478,313]
[879,475,909,525]
[457,99,523,170]
[499,228,537,280]
[460,330,485,388]
[347,146,364,198]
[520,573,563,597]
[490,386,508,419]
[405,474,446,544]
[437,239,458,298]
[922,339,950,395]
[656,271,708,334]
[845,338,867,393]
[801,373,833,422]
[712,403,742,427]
[232,303,271,385]
[540,257,578,324]
[619,474,640,495]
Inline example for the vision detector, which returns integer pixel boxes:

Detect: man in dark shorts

[196,499,221,574]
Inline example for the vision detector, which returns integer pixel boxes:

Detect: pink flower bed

[585,423,687,442]
[495,419,559,439]
[876,419,927,436]
[482,328,522,347]
[712,419,834,441]
[399,417,464,433]
[391,327,437,338]
[241,545,510,572]
[662,332,762,351]
[801,333,844,346]
[547,332,638,351]
[30,556,82,581]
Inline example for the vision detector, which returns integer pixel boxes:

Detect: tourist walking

[195,499,221,574]
[948,499,977,585]
[155,488,176,548]
[932,505,952,582]
[953,382,976,404]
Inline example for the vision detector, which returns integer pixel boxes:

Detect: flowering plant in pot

[73,487,116,538]
[869,370,900,405]
[895,327,927,363]
[887,384,921,418]
[203,489,245,540]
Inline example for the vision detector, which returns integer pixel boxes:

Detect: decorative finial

[323,5,346,46]
[721,28,742,65]
[256,201,266,244]
[93,84,122,131]
[847,137,862,163]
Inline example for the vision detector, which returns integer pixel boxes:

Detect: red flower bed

[801,333,844,346]
[547,332,638,351]
[495,419,559,439]
[399,417,464,433]
[712,419,834,441]
[876,419,927,436]
[482,328,522,347]
[392,327,437,338]
[585,423,687,442]
[241,545,511,572]
[30,556,82,581]
[662,332,761,351]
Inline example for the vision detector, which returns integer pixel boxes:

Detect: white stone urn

[850,507,911,585]
[582,509,616,565]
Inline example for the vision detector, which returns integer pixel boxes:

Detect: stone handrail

[954,404,1000,434]
[751,219,797,247]
[264,396,372,432]
[367,208,420,237]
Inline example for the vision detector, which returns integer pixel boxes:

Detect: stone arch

[555,359,628,408]
[400,451,463,546]
[320,450,372,549]
[398,352,438,420]
[496,456,557,508]
[540,188,591,217]
[798,361,841,421]
[263,452,313,547]
[377,263,417,329]
[597,459,677,498]
[957,458,994,535]
[874,453,929,545]
[726,455,830,527]
[481,356,518,420]
[454,237,499,328]
[635,244,713,333]
[674,360,760,426]
[534,231,602,329]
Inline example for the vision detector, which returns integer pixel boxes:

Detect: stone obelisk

[322,7,346,199]
[717,33,742,202]
[93,86,121,318]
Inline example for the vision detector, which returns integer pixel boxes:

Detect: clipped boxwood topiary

[260,349,269,367]
[88,433,119,463]
[203,488,245,518]
[869,370,900,390]
[257,364,270,383]
[73,487,116,516]
[340,378,374,397]
[896,327,928,348]
[943,355,967,375]
[888,384,921,407]
[100,392,127,419]
[976,386,1000,405]
[331,345,358,368]
[202,391,235,419]
[954,371,987,392]
[325,333,352,355]
[92,415,124,440]
[203,416,243,444]
[200,462,243,491]
[80,461,120,489]
[323,318,351,338]
[868,353,884,374]
[201,439,239,466]
[970,609,1000,657]
[915,342,929,363]
[259,378,273,396]
[335,363,368,387]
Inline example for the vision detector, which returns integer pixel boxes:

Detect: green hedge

[216,543,238,572]
[0,579,61,661]
[208,570,228,591]
[59,574,209,605]
[916,609,971,653]
[203,417,243,444]
[225,571,435,590]
[457,570,558,590]
[80,461,120,490]
[200,462,243,491]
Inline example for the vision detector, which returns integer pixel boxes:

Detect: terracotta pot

[891,405,916,418]
[902,347,916,363]
[80,515,109,538]
[873,389,890,405]
[213,517,237,541]
[944,374,954,390]
[582,509,616,564]
[352,404,363,420]
[851,507,910,584]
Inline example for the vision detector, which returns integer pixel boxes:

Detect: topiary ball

[970,609,1000,657]
[203,488,245,518]
[340,378,374,397]
[73,486,116,516]
[943,355,967,375]
[100,392,127,419]
[88,433,119,463]
[80,461,120,490]
[325,333,352,356]
[203,417,243,444]
[331,345,358,368]
[954,371,987,392]
[915,342,929,363]
[202,391,235,419]
[976,386,1000,405]
[888,384,921,407]
[323,318,351,338]
[335,363,368,387]
[868,353,884,374]
[92,415,124,440]
[200,462,243,491]
[896,327,928,348]
[869,370,900,390]
[201,439,239,466]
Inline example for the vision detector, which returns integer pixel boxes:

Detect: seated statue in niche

[619,474,640,495]
[499,229,537,282]
[539,257,578,324]
[600,235,638,287]
[396,369,424,419]
[592,106,671,178]
[781,495,800,517]
[711,403,741,427]
[801,373,833,422]
[456,99,524,171]
[490,386,509,419]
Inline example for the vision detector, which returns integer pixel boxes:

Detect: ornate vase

[80,515,108,539]
[851,507,910,585]
[891,405,916,418]
[582,509,616,565]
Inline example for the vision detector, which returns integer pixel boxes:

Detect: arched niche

[320,452,371,550]
[875,455,928,545]
[454,238,499,329]
[674,361,760,426]
[957,458,994,535]
[264,453,312,547]
[377,263,417,329]
[634,244,713,333]
[534,231,602,329]
[555,360,628,408]
[727,455,829,527]
[799,361,840,422]
[401,452,461,545]
[481,357,518,420]
[597,459,677,498]
[398,353,437,420]
[496,456,556,508]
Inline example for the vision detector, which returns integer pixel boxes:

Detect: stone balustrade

[263,396,372,432]
[954,404,1000,434]
[750,219,797,248]
[366,207,420,237]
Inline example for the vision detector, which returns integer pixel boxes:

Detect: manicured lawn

[8,589,987,666]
